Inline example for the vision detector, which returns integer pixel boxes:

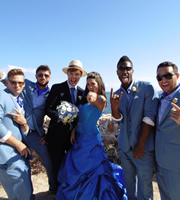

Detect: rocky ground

[0,114,160,199]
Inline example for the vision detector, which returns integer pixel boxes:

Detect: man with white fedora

[45,60,87,186]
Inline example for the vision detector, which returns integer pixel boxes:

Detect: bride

[55,72,127,200]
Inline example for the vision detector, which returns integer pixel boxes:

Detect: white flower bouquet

[56,101,79,124]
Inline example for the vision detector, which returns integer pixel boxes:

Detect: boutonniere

[172,97,178,104]
[78,95,82,101]
[44,93,49,98]
[132,86,136,93]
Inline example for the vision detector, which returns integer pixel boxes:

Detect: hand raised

[170,102,180,125]
[8,108,27,125]
[110,88,123,110]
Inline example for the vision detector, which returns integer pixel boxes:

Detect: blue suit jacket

[0,89,32,164]
[20,79,49,137]
[116,81,159,152]
[156,89,180,173]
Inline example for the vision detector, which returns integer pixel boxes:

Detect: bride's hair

[86,72,107,99]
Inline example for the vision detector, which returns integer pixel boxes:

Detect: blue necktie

[17,96,23,107]
[70,88,76,104]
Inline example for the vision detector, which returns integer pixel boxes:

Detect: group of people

[0,56,179,200]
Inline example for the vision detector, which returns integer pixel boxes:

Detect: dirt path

[0,172,160,200]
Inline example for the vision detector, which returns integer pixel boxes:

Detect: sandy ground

[0,171,160,200]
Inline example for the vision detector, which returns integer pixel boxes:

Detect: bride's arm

[87,92,107,111]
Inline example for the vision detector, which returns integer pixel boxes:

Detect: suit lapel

[127,83,137,112]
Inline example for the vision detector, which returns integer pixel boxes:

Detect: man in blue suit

[110,56,159,200]
[20,65,58,192]
[156,61,180,200]
[0,69,34,200]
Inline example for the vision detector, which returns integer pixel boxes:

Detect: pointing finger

[171,102,180,111]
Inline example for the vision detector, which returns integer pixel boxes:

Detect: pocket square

[134,95,139,99]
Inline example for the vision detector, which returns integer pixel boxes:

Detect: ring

[13,116,16,119]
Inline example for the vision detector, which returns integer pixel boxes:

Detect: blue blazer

[20,79,49,137]
[0,89,31,164]
[115,81,159,152]
[156,89,180,173]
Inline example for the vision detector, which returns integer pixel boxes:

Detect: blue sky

[0,0,180,91]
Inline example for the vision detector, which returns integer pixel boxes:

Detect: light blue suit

[156,89,180,200]
[115,81,159,200]
[20,79,57,191]
[0,80,6,90]
[0,89,34,200]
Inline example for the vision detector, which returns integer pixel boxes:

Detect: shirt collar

[120,80,134,94]
[67,80,77,90]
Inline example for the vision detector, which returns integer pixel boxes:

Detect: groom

[45,60,87,182]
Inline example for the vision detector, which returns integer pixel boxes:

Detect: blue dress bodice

[77,104,102,135]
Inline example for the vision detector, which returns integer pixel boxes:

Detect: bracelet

[21,122,27,127]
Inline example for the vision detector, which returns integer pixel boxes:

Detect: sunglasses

[118,66,132,71]
[156,73,175,81]
[8,79,24,86]
[37,73,50,78]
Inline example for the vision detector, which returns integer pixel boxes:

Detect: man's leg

[121,150,137,200]
[0,158,34,200]
[135,150,154,200]
[27,131,58,191]
[156,164,180,200]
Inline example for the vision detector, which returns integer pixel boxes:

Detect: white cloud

[8,65,36,74]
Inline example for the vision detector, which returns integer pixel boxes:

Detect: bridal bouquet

[56,101,79,124]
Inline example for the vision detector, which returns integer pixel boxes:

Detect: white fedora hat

[62,60,87,77]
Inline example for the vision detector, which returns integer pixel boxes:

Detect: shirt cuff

[143,117,155,126]
[23,127,29,136]
[0,131,12,143]
[111,113,123,122]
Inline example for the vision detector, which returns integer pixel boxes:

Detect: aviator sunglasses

[156,73,175,81]
[8,79,24,86]
[37,73,50,78]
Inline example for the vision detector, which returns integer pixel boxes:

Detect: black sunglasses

[37,73,50,78]
[156,73,175,81]
[118,66,132,71]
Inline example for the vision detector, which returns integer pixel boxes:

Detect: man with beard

[20,65,58,192]
[110,56,159,200]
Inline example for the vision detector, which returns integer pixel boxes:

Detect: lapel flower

[132,86,136,93]
[78,95,82,101]
[172,97,178,104]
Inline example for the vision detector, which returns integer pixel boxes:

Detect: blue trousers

[0,158,34,200]
[121,149,155,200]
[156,163,180,200]
[27,131,58,190]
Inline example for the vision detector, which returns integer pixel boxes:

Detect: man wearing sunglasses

[20,65,58,193]
[156,61,180,200]
[0,69,34,199]
[110,56,159,200]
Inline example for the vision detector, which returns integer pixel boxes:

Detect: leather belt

[29,129,36,133]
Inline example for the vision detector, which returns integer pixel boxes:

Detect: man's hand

[133,142,145,159]
[8,108,27,126]
[110,88,123,111]
[170,102,180,125]
[16,142,31,158]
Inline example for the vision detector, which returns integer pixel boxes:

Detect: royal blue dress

[55,104,127,200]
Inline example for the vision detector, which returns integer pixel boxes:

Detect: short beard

[37,81,49,87]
